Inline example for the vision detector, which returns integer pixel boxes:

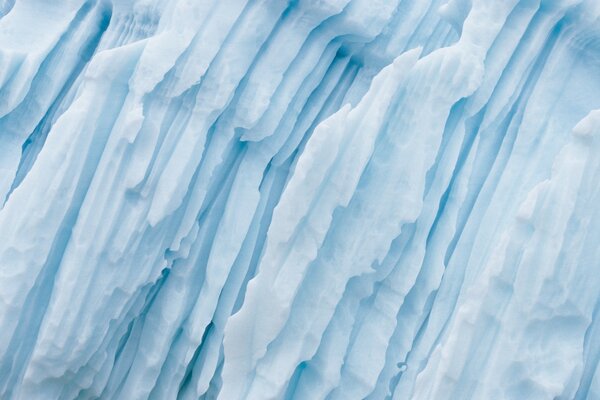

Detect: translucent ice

[0,0,599,399]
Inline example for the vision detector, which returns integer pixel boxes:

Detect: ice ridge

[0,0,600,399]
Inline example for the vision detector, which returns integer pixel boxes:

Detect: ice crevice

[0,0,600,399]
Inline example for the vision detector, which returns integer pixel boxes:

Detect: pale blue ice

[0,0,599,399]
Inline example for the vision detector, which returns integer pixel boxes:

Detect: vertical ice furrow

[64,272,168,400]
[166,120,247,256]
[0,0,86,117]
[451,20,561,283]
[134,159,242,399]
[0,39,139,345]
[223,34,486,397]
[5,0,112,203]
[240,32,347,145]
[445,18,569,271]
[7,42,146,397]
[73,0,235,250]
[462,28,592,304]
[252,42,347,162]
[371,0,440,63]
[122,87,197,196]
[234,0,350,138]
[1,1,599,399]
[100,2,161,50]
[219,51,418,400]
[220,49,424,400]
[155,150,263,399]
[384,125,479,399]
[140,149,256,399]
[412,109,600,399]
[262,0,446,160]
[169,162,291,400]
[113,148,246,400]
[252,91,448,399]
[290,57,474,397]
[272,51,354,166]
[402,0,457,55]
[94,274,170,399]
[166,0,247,98]
[380,2,556,396]
[127,0,218,97]
[289,216,416,398]
[291,227,417,400]
[246,0,406,128]
[240,0,410,145]
[390,10,584,396]
[476,5,570,132]
[325,97,474,400]
[466,0,540,115]
[0,0,109,202]
[275,51,417,252]
[0,42,144,400]
[146,0,290,227]
[292,59,360,157]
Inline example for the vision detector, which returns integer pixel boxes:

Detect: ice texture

[0,0,600,399]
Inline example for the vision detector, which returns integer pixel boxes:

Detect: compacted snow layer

[0,0,599,399]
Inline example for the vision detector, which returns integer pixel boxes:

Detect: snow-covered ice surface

[0,0,600,398]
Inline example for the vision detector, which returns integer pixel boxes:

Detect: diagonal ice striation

[0,0,599,399]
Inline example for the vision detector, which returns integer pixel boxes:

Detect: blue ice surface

[0,0,600,399]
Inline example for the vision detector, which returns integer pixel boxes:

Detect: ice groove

[0,1,599,399]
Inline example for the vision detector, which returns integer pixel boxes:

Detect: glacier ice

[0,0,600,398]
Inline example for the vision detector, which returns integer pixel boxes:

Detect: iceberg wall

[0,0,600,399]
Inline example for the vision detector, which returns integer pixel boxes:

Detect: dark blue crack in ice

[1,0,600,399]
